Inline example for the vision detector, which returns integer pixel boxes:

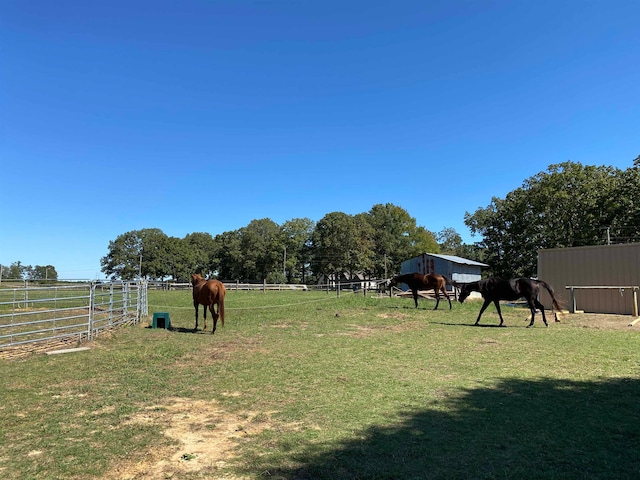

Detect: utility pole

[283,247,287,281]
[384,254,387,279]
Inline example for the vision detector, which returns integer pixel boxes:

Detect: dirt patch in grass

[105,397,271,479]
[559,312,639,330]
[343,317,423,338]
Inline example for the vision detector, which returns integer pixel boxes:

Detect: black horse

[389,273,453,310]
[458,277,562,327]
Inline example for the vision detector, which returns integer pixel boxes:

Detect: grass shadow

[255,377,640,479]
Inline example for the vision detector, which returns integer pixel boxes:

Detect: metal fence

[0,281,148,357]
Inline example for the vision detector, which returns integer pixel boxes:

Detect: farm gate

[0,280,148,357]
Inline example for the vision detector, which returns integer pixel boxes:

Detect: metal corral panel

[400,253,488,291]
[538,243,640,315]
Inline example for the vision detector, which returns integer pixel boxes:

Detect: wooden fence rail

[565,285,639,325]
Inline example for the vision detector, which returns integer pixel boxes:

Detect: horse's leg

[433,289,440,310]
[412,289,419,308]
[494,300,506,327]
[443,287,452,310]
[193,302,199,331]
[525,299,541,327]
[474,299,492,325]
[210,303,218,335]
[534,299,549,327]
[203,304,209,332]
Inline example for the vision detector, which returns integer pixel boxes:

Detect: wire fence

[0,281,148,358]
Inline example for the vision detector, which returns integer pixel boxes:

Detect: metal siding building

[537,243,640,315]
[400,253,488,291]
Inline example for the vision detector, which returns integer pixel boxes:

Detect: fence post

[88,282,96,341]
[123,282,129,322]
[569,287,576,313]
[633,287,639,318]
[109,282,114,326]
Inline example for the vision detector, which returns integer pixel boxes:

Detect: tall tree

[352,213,376,278]
[213,229,243,280]
[30,265,58,281]
[5,261,27,280]
[281,218,315,283]
[609,155,640,243]
[366,203,438,277]
[464,160,635,277]
[101,228,171,280]
[311,212,361,281]
[239,218,284,282]
[183,232,217,277]
[436,228,463,255]
[163,236,195,282]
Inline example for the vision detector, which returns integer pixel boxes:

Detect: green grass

[1,289,639,479]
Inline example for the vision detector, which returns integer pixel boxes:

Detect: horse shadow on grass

[147,325,214,334]
[247,377,640,479]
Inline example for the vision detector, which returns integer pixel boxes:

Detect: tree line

[464,158,639,277]
[100,158,639,282]
[0,262,59,282]
[4,159,637,282]
[99,203,450,283]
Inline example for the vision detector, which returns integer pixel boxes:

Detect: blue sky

[1,1,638,279]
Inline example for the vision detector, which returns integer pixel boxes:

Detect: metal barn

[400,253,488,291]
[538,243,640,316]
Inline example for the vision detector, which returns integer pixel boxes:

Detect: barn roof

[425,253,489,267]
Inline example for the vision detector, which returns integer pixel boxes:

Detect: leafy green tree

[213,229,243,280]
[183,232,216,277]
[281,218,315,283]
[101,228,172,280]
[366,203,439,277]
[410,226,440,257]
[30,265,58,281]
[608,155,640,243]
[162,236,196,282]
[5,261,27,280]
[352,213,376,278]
[436,228,463,255]
[464,160,636,277]
[239,218,284,281]
[311,212,361,281]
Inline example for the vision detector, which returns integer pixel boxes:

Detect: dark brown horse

[389,272,453,309]
[458,277,562,327]
[191,273,226,334]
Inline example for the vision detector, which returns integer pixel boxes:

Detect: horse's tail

[219,286,225,328]
[441,275,458,293]
[537,279,563,322]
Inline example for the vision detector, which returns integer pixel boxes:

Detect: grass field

[1,289,639,479]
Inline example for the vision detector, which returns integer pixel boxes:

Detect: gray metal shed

[400,253,488,290]
[538,243,640,315]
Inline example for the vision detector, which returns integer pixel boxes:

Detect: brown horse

[191,273,226,334]
[389,272,453,309]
